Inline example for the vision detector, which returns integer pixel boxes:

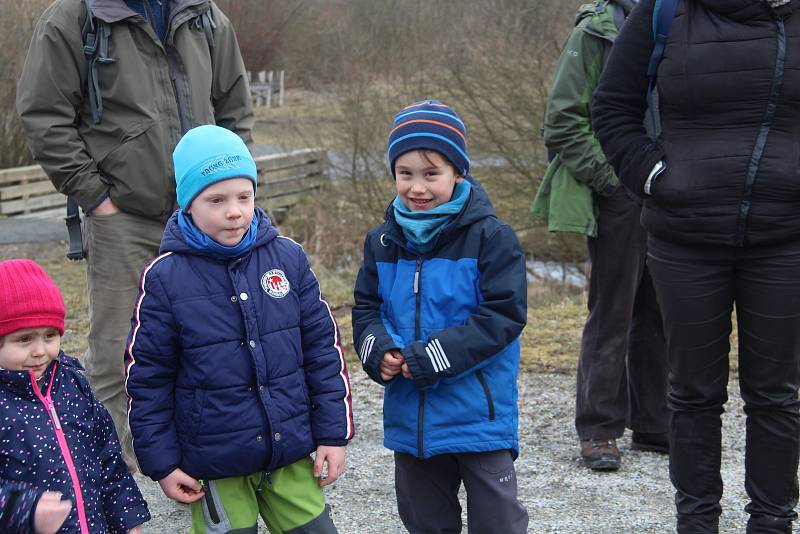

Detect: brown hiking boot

[580,439,621,471]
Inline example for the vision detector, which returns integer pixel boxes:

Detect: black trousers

[648,236,800,534]
[394,451,528,534]
[575,189,669,440]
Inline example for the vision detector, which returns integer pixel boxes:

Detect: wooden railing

[0,148,327,220]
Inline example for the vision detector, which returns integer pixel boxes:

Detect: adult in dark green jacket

[534,0,668,471]
[15,0,254,472]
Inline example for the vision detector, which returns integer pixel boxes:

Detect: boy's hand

[126,527,142,534]
[33,491,72,534]
[401,362,413,379]
[158,468,205,503]
[314,445,346,487]
[380,350,405,381]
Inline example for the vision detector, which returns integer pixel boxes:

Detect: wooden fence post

[266,71,273,108]
[279,70,285,107]
[258,70,267,107]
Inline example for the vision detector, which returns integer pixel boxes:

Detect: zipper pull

[414,258,422,294]
[48,402,61,430]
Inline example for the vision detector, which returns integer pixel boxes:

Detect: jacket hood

[87,0,208,23]
[383,174,497,250]
[695,0,798,20]
[578,0,625,39]
[0,352,82,398]
[159,207,279,256]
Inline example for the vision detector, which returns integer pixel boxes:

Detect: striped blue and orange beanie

[387,100,469,178]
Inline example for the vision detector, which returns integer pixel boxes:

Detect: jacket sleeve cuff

[360,334,398,386]
[402,344,439,389]
[110,505,151,534]
[316,438,349,447]
[643,160,666,196]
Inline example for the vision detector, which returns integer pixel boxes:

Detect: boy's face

[0,327,61,379]
[395,150,463,212]
[187,177,255,246]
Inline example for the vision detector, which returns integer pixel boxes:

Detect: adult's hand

[92,197,120,216]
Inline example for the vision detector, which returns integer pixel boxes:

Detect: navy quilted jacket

[125,209,354,482]
[352,179,527,458]
[0,355,150,533]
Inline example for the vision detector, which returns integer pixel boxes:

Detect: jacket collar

[0,352,81,398]
[159,207,279,258]
[87,0,209,23]
[382,174,496,253]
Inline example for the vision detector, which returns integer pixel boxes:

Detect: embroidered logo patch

[261,269,290,298]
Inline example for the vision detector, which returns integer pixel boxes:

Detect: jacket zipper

[414,257,425,458]
[735,17,785,245]
[30,364,90,534]
[475,370,496,421]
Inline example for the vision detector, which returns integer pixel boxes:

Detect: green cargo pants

[191,457,338,534]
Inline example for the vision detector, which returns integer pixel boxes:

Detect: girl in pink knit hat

[0,259,149,534]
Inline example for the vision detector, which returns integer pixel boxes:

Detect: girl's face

[187,178,255,246]
[0,327,61,379]
[395,150,463,212]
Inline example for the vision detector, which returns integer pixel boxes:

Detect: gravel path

[136,370,753,533]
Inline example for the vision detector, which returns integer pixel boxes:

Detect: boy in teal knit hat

[126,125,353,534]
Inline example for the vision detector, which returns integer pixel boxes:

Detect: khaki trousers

[84,210,165,472]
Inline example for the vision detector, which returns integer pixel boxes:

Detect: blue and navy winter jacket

[125,209,354,482]
[352,178,527,458]
[0,354,150,533]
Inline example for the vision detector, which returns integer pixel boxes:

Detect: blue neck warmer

[177,210,259,260]
[392,180,471,253]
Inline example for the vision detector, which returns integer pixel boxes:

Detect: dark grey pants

[575,189,669,441]
[394,451,528,534]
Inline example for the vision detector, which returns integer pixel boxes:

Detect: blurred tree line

[2,0,587,267]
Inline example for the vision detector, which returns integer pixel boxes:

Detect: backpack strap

[82,6,114,125]
[646,0,680,136]
[198,7,216,50]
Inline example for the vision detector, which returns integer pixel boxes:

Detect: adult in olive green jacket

[15,0,254,472]
[532,0,621,236]
[534,0,669,472]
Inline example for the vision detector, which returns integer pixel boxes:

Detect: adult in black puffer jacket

[592,0,800,532]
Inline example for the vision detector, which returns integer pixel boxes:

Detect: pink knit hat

[0,259,66,338]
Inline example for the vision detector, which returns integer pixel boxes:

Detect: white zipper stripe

[430,342,446,371]
[434,339,451,369]
[360,334,375,364]
[425,346,440,372]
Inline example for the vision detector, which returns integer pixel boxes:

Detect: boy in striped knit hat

[353,100,529,533]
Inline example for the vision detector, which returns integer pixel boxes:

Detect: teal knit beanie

[174,125,258,210]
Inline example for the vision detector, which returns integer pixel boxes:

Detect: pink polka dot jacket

[0,353,150,533]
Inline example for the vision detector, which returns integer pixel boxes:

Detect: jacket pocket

[475,370,495,421]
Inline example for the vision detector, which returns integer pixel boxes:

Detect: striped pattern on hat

[387,100,469,177]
